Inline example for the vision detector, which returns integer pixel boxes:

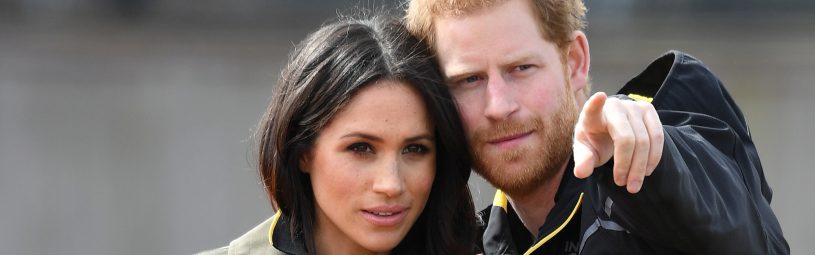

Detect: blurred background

[1,0,813,254]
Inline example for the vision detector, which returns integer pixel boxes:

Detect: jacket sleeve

[587,51,789,254]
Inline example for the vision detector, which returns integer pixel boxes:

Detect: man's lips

[487,131,534,146]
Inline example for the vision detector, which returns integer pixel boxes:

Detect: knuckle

[653,130,665,141]
[633,162,647,173]
[636,135,650,148]
[614,160,630,171]
[607,98,622,107]
[616,134,635,148]
[636,101,652,109]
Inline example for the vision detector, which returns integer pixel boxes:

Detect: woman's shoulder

[195,216,287,255]
[194,246,228,255]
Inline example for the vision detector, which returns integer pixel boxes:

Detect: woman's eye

[347,143,374,154]
[402,144,430,154]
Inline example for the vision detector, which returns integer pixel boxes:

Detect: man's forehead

[431,2,543,50]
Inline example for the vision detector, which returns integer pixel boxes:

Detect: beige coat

[196,217,287,255]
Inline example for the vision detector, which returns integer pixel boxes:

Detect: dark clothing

[478,51,789,255]
[479,160,585,255]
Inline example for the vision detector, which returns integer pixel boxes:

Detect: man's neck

[506,164,567,238]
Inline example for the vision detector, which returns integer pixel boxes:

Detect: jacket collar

[223,211,286,255]
[538,158,585,236]
[482,158,585,255]
[269,210,308,254]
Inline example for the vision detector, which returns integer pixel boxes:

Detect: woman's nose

[371,156,405,198]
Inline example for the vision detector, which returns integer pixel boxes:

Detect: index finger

[579,92,608,132]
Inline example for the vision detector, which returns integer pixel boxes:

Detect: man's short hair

[404,0,587,52]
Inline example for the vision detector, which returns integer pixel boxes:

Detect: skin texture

[300,80,436,255]
[432,0,663,234]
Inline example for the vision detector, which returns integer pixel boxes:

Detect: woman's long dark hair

[256,14,476,254]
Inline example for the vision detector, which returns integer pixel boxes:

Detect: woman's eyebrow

[340,132,383,142]
[339,132,434,143]
[405,134,435,143]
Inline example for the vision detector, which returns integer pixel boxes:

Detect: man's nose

[484,76,519,121]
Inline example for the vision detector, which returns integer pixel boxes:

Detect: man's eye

[347,143,374,154]
[452,75,483,90]
[462,75,482,84]
[402,144,430,154]
[515,64,534,72]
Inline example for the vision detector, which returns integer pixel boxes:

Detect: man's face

[433,0,581,196]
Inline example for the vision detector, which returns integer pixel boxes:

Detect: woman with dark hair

[198,14,476,255]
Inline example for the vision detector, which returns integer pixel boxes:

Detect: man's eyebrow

[501,52,540,66]
[443,64,479,80]
[442,52,543,81]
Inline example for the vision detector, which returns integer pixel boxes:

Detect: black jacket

[478,51,790,255]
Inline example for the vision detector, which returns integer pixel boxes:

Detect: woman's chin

[355,230,409,254]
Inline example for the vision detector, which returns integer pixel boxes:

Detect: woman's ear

[299,150,312,174]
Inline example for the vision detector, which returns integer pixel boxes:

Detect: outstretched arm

[571,91,787,254]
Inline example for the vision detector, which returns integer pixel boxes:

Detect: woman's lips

[487,131,533,148]
[361,205,408,227]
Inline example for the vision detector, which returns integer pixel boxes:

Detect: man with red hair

[405,0,789,254]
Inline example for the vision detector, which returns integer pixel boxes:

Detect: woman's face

[302,80,436,254]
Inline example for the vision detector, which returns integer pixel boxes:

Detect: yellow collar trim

[268,210,282,245]
[493,189,508,213]
[523,192,584,255]
[628,93,654,103]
